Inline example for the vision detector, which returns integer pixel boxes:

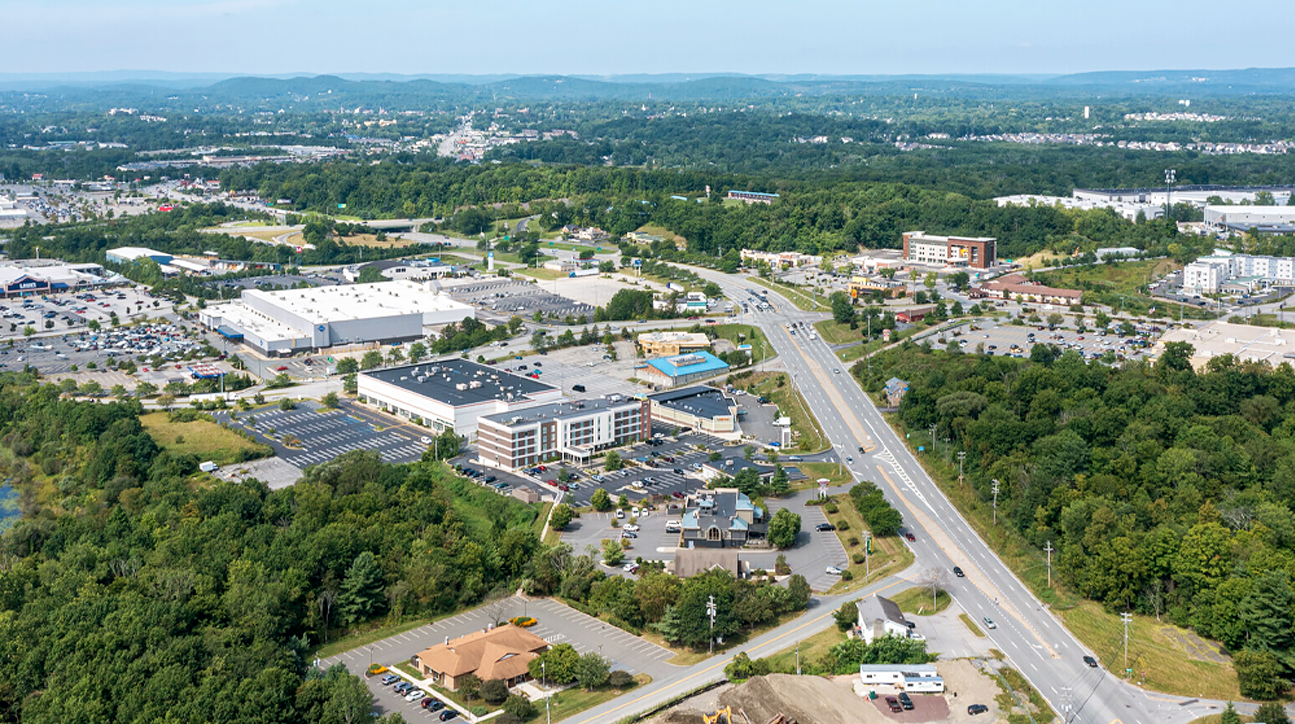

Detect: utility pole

[929,423,937,454]
[1164,168,1176,221]
[864,532,872,582]
[1044,540,1054,588]
[795,640,801,675]
[957,451,966,482]
[707,595,718,655]
[1121,612,1134,675]
[991,479,1001,525]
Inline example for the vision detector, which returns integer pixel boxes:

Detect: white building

[357,359,564,440]
[198,280,474,354]
[1183,249,1295,294]
[1204,205,1295,234]
[858,664,945,694]
[106,246,173,265]
[856,594,911,644]
[739,250,823,268]
[996,194,1163,222]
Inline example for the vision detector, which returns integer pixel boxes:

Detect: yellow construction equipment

[702,706,732,724]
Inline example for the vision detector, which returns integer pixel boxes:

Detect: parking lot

[497,341,642,398]
[444,278,597,319]
[0,286,174,342]
[945,320,1159,362]
[216,400,430,470]
[320,595,678,720]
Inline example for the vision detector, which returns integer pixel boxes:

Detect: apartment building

[476,396,651,470]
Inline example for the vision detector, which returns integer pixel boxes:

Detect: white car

[405,689,425,702]
[825,566,844,575]
[615,509,625,519]
[420,436,432,444]
[623,524,640,532]
[631,507,640,516]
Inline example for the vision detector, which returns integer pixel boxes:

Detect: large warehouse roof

[243,280,470,325]
[362,359,557,407]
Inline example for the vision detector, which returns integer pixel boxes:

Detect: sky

[1,0,1290,77]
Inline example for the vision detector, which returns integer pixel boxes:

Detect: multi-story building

[727,190,780,205]
[901,231,996,269]
[678,488,765,549]
[978,273,1083,305]
[476,395,650,470]
[739,249,822,268]
[648,386,739,437]
[1183,249,1295,294]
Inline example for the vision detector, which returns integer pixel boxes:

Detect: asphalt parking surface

[321,595,678,719]
[217,400,430,469]
[950,321,1158,362]
[448,278,597,319]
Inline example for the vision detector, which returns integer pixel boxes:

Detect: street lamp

[706,594,718,655]
[1164,169,1176,222]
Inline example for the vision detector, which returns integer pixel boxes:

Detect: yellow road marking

[573,579,907,724]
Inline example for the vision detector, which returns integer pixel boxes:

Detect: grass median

[749,277,829,312]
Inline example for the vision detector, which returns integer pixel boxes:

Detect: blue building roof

[645,351,730,379]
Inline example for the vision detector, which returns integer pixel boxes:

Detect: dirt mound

[654,709,705,724]
[718,674,874,724]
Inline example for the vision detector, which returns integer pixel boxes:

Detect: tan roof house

[412,624,549,690]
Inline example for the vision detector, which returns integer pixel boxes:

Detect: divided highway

[693,272,1228,724]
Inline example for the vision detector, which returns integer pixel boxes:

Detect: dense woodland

[860,341,1295,698]
[0,374,573,722]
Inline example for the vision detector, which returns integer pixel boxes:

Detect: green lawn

[959,613,985,637]
[140,412,271,467]
[889,586,951,616]
[821,494,913,594]
[712,323,771,363]
[314,617,435,659]
[759,625,846,674]
[731,372,827,452]
[813,319,862,345]
[516,267,571,281]
[748,277,829,312]
[546,674,650,722]
[1032,259,1216,320]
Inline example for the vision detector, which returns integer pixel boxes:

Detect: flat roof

[363,359,557,407]
[649,386,736,419]
[481,396,637,428]
[243,279,472,325]
[645,351,730,379]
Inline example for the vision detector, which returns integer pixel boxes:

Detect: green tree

[278,397,296,411]
[723,652,770,682]
[322,392,340,409]
[480,678,509,704]
[769,464,789,496]
[767,508,801,549]
[408,342,427,363]
[458,674,481,702]
[528,643,580,685]
[591,488,613,511]
[830,291,855,325]
[336,357,359,374]
[1255,702,1290,724]
[549,504,574,531]
[602,538,624,566]
[503,694,536,720]
[574,651,611,690]
[338,551,386,625]
[834,600,859,631]
[654,569,740,649]
[1236,650,1289,700]
[604,450,623,471]
[633,571,681,622]
[356,266,386,283]
[360,350,384,370]
[1219,702,1240,724]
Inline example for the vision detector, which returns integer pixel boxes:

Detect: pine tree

[1219,702,1240,724]
[338,551,386,625]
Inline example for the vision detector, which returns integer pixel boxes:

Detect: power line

[1044,540,1054,589]
[1120,612,1134,676]
[991,479,1001,525]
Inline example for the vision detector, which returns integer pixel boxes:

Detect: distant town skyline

[2,0,1290,77]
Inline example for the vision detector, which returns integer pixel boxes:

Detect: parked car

[439,710,459,721]
[381,674,400,685]
[421,436,432,444]
[825,566,844,575]
[815,523,836,532]
[406,689,426,702]
[885,696,902,713]
[967,704,989,715]
[898,693,913,710]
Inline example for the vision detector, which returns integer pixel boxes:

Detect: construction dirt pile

[716,674,878,724]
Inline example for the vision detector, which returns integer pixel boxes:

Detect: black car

[898,693,914,710]
[439,710,458,721]
[953,566,965,577]
[674,468,685,474]
[857,445,866,453]
[968,704,989,715]
[815,523,836,532]
[1082,655,1098,668]
[427,699,444,711]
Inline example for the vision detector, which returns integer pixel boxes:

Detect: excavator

[703,708,795,724]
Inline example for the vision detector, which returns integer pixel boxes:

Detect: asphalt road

[682,269,1235,724]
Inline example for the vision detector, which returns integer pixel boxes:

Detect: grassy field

[633,223,687,249]
[140,412,269,466]
[813,319,862,345]
[891,416,1243,699]
[759,625,846,673]
[1229,312,1294,329]
[730,372,827,452]
[822,494,914,594]
[792,462,854,492]
[1032,259,1215,320]
[1189,713,1254,724]
[749,277,829,312]
[516,267,571,281]
[545,673,651,722]
[1058,601,1241,700]
[712,323,771,363]
[890,586,951,616]
[314,616,433,659]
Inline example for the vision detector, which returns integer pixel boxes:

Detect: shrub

[841,570,854,581]
[846,536,859,547]
[502,695,536,720]
[481,678,509,704]
[824,502,839,514]
[835,519,850,531]
[608,670,634,688]
[852,552,865,564]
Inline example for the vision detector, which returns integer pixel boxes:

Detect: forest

[0,373,574,723]
[858,340,1295,698]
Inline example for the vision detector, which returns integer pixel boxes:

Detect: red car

[905,532,916,541]
[274,365,288,371]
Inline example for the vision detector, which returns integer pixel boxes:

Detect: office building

[901,232,996,269]
[476,395,651,470]
[739,249,821,268]
[637,331,713,356]
[1155,321,1295,370]
[648,386,739,437]
[727,190,780,205]
[412,624,548,691]
[642,351,731,388]
[357,359,563,440]
[679,488,765,549]
[106,246,173,265]
[978,273,1083,305]
[1204,205,1295,235]
[199,280,475,354]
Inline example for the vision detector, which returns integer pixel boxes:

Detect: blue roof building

[643,351,731,388]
